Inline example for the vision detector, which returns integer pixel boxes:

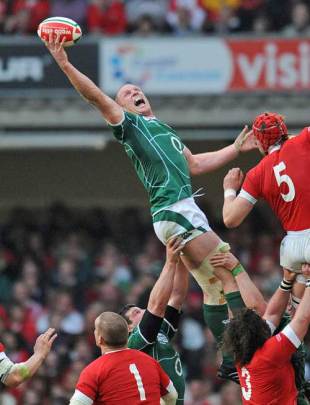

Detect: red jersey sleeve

[75,363,98,401]
[262,325,299,367]
[241,165,262,202]
[0,343,4,352]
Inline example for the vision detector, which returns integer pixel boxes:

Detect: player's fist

[223,168,244,191]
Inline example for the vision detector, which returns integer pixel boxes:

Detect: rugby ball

[37,17,82,47]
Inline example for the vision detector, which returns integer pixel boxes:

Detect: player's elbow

[223,214,240,229]
[188,156,202,176]
[4,371,23,387]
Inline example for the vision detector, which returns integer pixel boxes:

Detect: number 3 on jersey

[241,367,252,400]
[129,363,146,401]
[273,161,295,202]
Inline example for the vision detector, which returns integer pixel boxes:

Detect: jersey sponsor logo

[180,231,192,241]
[157,333,169,344]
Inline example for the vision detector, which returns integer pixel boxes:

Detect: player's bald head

[95,311,128,348]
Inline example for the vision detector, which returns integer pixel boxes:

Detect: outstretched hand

[166,236,183,265]
[44,33,68,70]
[34,328,57,359]
[234,126,258,153]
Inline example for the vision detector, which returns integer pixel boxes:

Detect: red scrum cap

[252,112,288,154]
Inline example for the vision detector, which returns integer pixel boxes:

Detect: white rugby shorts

[152,197,211,245]
[280,229,310,272]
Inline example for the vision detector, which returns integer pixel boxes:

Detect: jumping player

[0,328,56,387]
[222,112,310,304]
[44,35,256,378]
[70,312,178,405]
[120,236,187,404]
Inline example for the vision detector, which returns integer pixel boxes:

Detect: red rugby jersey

[74,348,172,405]
[241,127,310,231]
[237,326,299,405]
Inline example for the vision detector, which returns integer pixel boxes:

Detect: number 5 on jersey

[273,161,296,202]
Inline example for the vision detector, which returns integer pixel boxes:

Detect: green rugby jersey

[128,318,185,404]
[109,111,192,215]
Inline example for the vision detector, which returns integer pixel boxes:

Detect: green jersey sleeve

[108,111,136,144]
[128,325,153,351]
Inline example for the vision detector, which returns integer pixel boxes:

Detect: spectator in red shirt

[4,0,49,33]
[87,0,127,35]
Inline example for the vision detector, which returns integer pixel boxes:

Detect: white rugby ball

[37,16,82,47]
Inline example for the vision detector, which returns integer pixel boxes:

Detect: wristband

[232,263,245,277]
[224,189,237,199]
[279,278,293,291]
[306,279,310,288]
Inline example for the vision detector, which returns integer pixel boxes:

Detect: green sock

[203,303,228,344]
[225,291,245,316]
[203,303,234,366]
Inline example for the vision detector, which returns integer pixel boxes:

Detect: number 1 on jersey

[129,363,146,401]
[273,161,295,202]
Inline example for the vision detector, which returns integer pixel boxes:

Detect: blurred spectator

[166,0,206,35]
[132,14,159,36]
[125,0,168,32]
[50,0,87,28]
[4,0,49,34]
[87,0,127,35]
[185,378,213,404]
[282,1,310,36]
[37,290,84,335]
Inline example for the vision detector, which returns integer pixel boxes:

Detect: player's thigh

[181,230,222,269]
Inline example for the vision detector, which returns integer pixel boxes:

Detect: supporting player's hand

[209,252,239,271]
[33,328,57,359]
[223,168,244,191]
[234,126,258,153]
[166,236,183,265]
[44,33,68,70]
[283,268,297,282]
[301,263,310,278]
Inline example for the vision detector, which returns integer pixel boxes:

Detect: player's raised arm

[262,270,297,330]
[183,126,257,176]
[4,328,57,387]
[287,265,310,342]
[147,237,183,318]
[210,252,266,315]
[45,35,123,125]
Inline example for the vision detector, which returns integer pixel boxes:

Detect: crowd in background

[0,201,309,404]
[0,0,310,36]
